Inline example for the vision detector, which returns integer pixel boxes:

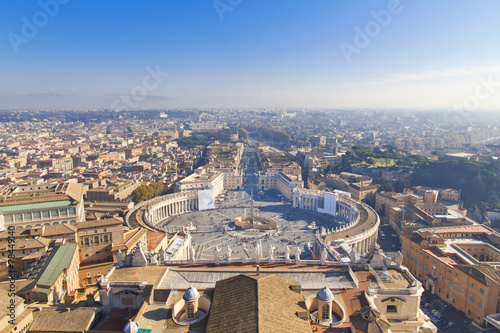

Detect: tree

[131,182,165,203]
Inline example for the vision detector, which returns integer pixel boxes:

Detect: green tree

[131,182,165,203]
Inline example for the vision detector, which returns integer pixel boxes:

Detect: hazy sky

[1,0,500,111]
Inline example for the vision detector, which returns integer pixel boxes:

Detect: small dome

[317,287,334,302]
[183,286,200,301]
[123,320,138,333]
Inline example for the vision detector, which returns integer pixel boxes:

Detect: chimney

[256,265,260,276]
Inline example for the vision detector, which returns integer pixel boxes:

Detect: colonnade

[350,233,378,255]
[150,198,198,222]
[295,195,319,210]
[336,203,358,224]
[143,191,199,228]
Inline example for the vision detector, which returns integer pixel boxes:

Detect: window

[478,301,483,310]
[453,284,457,291]
[471,282,475,289]
[387,305,398,313]
[438,273,442,281]
[322,304,330,320]
[480,288,485,295]
[84,238,89,246]
[187,303,195,320]
[455,272,459,278]
[446,279,451,287]
[461,289,465,297]
[103,235,108,242]
[94,236,99,245]
[469,294,474,302]
[425,264,429,272]
[463,277,466,283]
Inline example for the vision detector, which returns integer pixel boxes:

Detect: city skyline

[2,0,500,110]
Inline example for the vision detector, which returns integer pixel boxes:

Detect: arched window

[322,304,330,320]
[187,303,195,319]
[84,238,89,246]
[103,235,109,243]
[94,236,99,245]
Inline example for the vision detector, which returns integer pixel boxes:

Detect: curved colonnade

[323,197,380,255]
[125,191,198,230]
[126,189,379,256]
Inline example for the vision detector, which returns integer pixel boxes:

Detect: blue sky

[1,0,500,110]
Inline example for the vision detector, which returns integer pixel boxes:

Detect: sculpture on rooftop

[254,243,261,263]
[320,247,328,265]
[225,245,232,262]
[396,251,403,268]
[295,246,301,265]
[213,245,220,265]
[285,245,291,263]
[268,245,275,261]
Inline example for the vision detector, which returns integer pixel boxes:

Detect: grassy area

[373,158,396,167]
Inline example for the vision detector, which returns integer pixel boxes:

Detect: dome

[183,286,200,301]
[317,287,334,302]
[123,320,138,333]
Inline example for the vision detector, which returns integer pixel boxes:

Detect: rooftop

[206,274,311,333]
[30,306,97,332]
[37,242,77,288]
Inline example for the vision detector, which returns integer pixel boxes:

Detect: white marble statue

[131,241,148,267]
[226,245,232,262]
[158,247,165,264]
[320,247,328,265]
[295,246,301,265]
[190,246,196,264]
[214,245,220,265]
[396,251,403,268]
[116,249,123,265]
[268,245,275,261]
[285,246,291,263]
[255,244,261,263]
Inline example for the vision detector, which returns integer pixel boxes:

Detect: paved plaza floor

[157,190,344,260]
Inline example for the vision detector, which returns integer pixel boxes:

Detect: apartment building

[402,225,500,325]
[76,217,124,265]
[38,155,73,171]
[18,240,80,304]
[375,191,423,216]
[85,180,138,202]
[0,182,85,230]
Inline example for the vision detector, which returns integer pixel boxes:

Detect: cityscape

[1,1,500,333]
